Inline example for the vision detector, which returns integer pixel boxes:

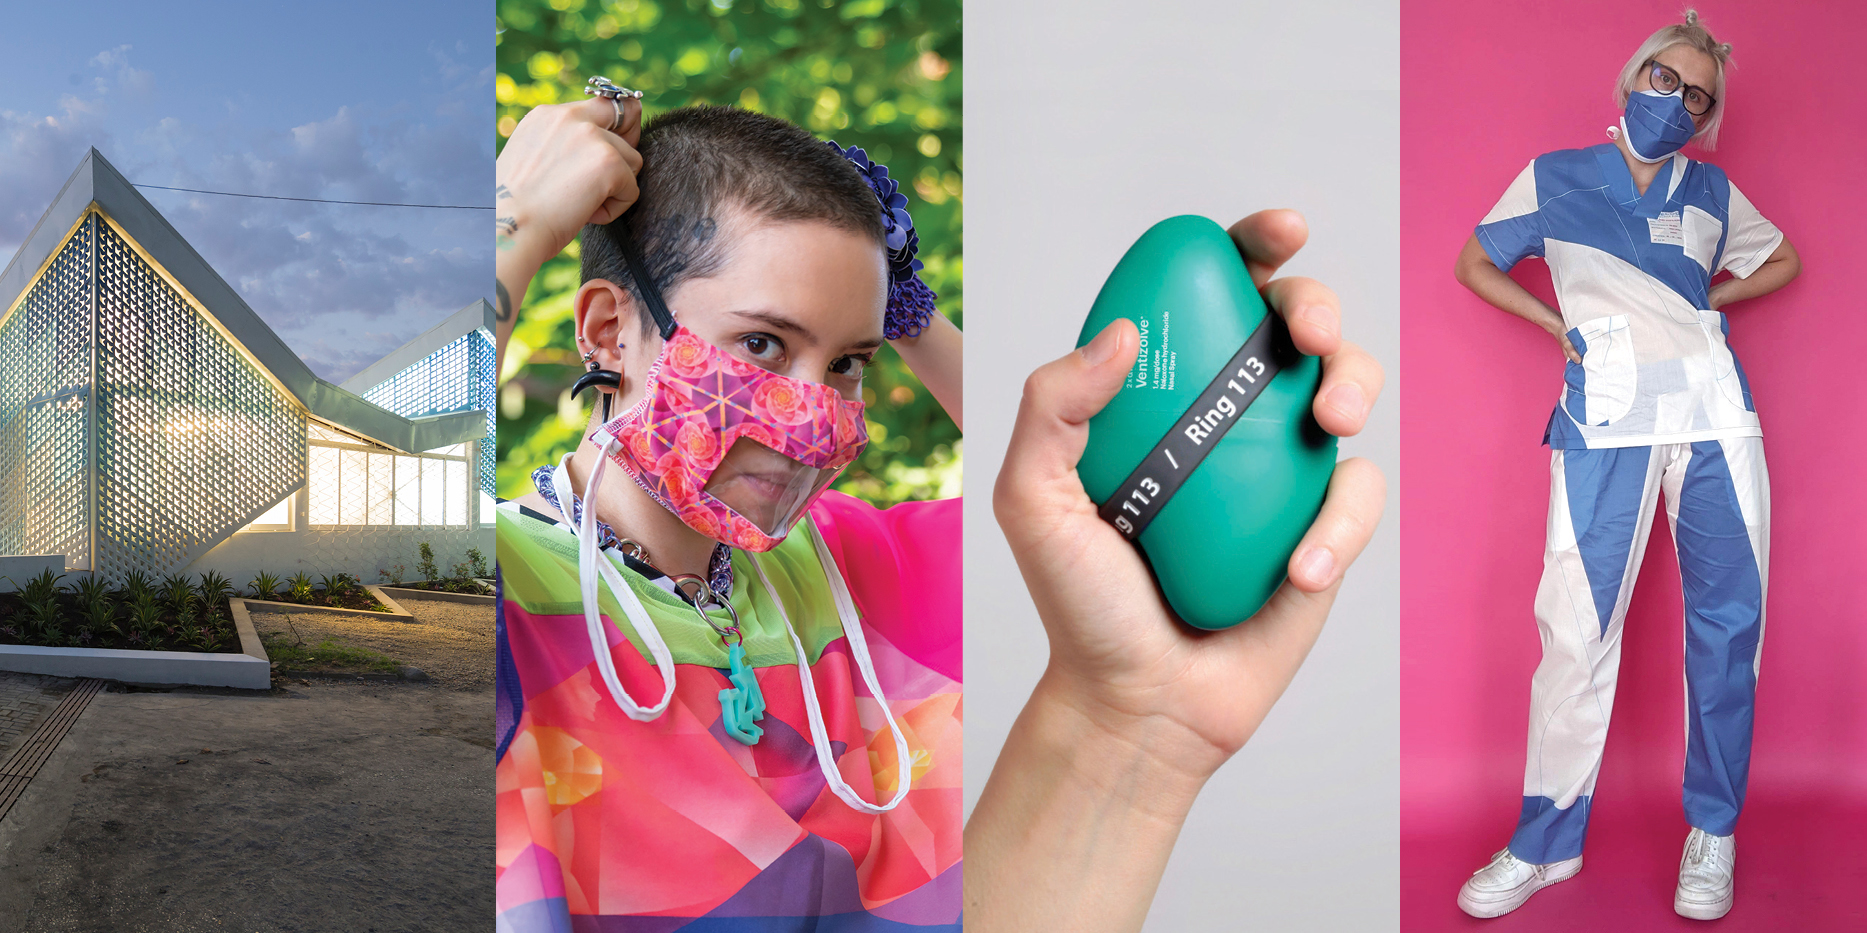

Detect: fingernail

[1079,323,1123,366]
[1324,383,1366,422]
[1297,305,1339,340]
[1296,546,1336,586]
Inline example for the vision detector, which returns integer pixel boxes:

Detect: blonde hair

[1614,9,1734,150]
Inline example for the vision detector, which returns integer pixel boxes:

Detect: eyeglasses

[1645,60,1716,116]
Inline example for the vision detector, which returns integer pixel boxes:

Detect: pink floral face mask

[593,323,868,551]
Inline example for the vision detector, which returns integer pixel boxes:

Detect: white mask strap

[1619,116,1676,164]
[553,447,676,721]
[748,530,913,814]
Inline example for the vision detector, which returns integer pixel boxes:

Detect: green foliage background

[495,0,962,508]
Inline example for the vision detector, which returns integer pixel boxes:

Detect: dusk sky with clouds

[0,1,490,383]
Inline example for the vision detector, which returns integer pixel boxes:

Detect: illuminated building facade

[0,149,492,588]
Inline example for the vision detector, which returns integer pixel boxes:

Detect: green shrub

[249,571,282,600]
[197,571,234,616]
[160,574,195,617]
[82,592,118,637]
[287,572,315,604]
[13,568,63,605]
[317,572,345,601]
[70,573,111,610]
[128,594,165,638]
[24,596,63,643]
[121,570,154,602]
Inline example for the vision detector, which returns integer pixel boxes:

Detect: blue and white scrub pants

[1509,437,1768,864]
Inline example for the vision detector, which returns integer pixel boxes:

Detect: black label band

[1096,313,1295,541]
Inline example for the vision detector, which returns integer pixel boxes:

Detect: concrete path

[0,680,492,932]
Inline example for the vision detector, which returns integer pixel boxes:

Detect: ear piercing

[572,332,623,422]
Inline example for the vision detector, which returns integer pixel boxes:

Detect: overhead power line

[131,183,493,211]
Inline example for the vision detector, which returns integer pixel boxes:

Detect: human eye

[739,333,786,367]
[1652,66,1679,90]
[828,353,872,380]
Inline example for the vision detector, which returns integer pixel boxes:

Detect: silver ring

[669,574,742,644]
[585,76,644,100]
[585,77,641,133]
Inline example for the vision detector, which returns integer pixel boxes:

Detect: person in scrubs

[1450,10,1799,922]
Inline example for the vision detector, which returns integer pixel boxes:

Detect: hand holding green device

[1075,215,1337,629]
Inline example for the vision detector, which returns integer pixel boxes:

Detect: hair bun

[1684,8,1699,26]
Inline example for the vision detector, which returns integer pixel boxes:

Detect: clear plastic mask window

[702,436,841,536]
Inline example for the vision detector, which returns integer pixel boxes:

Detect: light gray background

[963,2,1399,928]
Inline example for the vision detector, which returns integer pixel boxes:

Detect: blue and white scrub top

[1477,144,1784,449]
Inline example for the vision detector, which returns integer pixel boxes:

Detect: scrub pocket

[1700,309,1756,413]
[1564,314,1636,426]
[1682,205,1723,273]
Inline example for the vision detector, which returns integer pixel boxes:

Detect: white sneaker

[1675,828,1735,920]
[1456,848,1583,918]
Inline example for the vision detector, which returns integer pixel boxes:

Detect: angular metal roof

[339,298,496,397]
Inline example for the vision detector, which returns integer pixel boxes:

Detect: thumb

[994,320,1138,527]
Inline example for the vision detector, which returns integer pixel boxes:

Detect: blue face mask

[1621,89,1698,163]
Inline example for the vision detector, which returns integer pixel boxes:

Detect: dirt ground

[246,594,493,691]
[0,601,494,931]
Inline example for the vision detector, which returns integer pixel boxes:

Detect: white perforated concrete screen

[0,212,306,583]
[93,219,306,579]
[0,216,94,571]
[360,328,496,498]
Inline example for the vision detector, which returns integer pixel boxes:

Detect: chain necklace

[533,463,765,744]
[530,464,734,596]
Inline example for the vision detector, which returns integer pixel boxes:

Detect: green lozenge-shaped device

[1076,215,1337,630]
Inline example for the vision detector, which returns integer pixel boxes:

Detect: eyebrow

[1653,60,1714,91]
[727,308,884,351]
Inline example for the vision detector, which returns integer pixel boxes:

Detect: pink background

[1402,2,1867,929]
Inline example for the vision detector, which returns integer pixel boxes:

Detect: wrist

[492,184,570,270]
[496,225,555,287]
[967,672,1209,933]
[1029,668,1224,812]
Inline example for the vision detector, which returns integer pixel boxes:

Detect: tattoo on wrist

[495,184,512,200]
[496,280,514,323]
[496,215,517,251]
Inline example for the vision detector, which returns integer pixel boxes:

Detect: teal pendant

[719,642,767,745]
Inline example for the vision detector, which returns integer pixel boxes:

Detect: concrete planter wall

[0,569,491,689]
[0,600,270,689]
[233,585,414,619]
[379,585,495,607]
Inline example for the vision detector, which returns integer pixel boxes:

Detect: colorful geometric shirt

[495,490,963,931]
[1475,145,1784,449]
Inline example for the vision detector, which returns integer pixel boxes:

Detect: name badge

[1648,211,1684,247]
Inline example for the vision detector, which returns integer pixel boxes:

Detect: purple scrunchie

[829,141,940,340]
